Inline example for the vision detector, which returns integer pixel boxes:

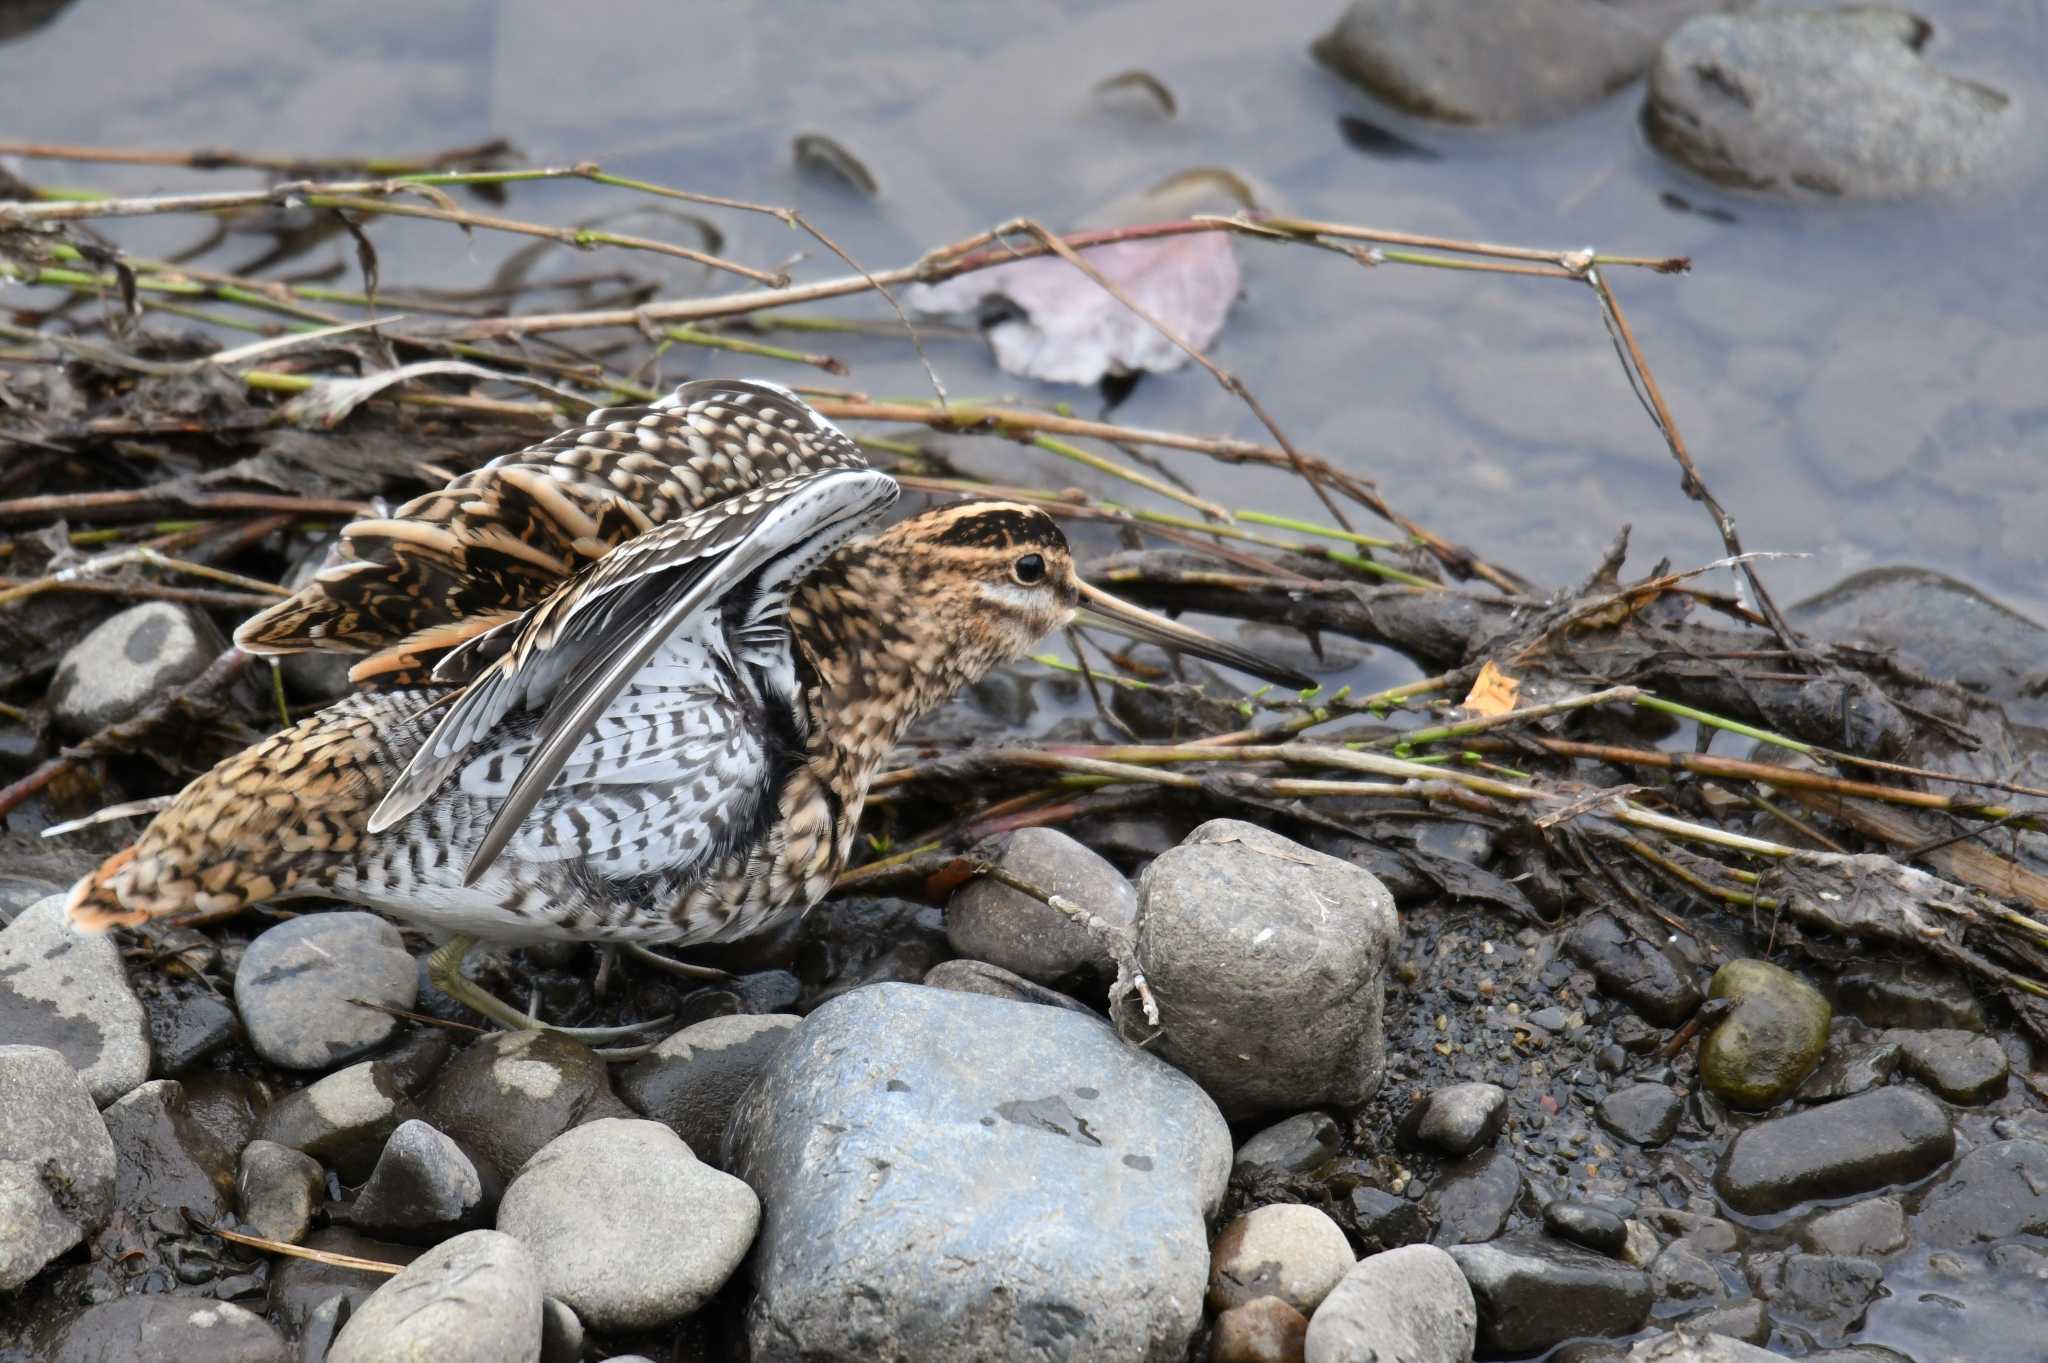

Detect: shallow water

[4,5,2047,1355]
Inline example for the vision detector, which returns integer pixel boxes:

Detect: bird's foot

[425,934,674,1040]
[622,942,736,984]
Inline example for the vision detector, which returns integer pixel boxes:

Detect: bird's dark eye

[1011,553,1046,585]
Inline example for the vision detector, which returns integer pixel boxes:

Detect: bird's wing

[234,378,869,687]
[367,465,899,885]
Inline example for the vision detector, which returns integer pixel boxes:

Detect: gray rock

[235,1139,324,1244]
[1313,0,1730,128]
[1650,1240,1727,1304]
[146,989,240,1077]
[1716,1088,1953,1214]
[0,1045,116,1291]
[181,1070,274,1154]
[1209,1202,1354,1314]
[1887,1027,2008,1104]
[1237,1111,1342,1180]
[500,1117,757,1330]
[728,982,1231,1362]
[255,1058,416,1182]
[34,1298,288,1363]
[1451,1234,1652,1356]
[1429,1147,1522,1246]
[1676,1297,1770,1346]
[48,602,220,737]
[1564,912,1702,1027]
[1213,1296,1308,1363]
[266,1227,421,1338]
[1123,819,1397,1118]
[1835,959,1984,1031]
[540,1297,584,1363]
[1801,1197,1906,1257]
[1399,1081,1505,1156]
[1797,1038,1901,1103]
[1700,959,1831,1109]
[618,1013,800,1166]
[328,1229,543,1363]
[1545,1200,1627,1257]
[1771,1253,1882,1346]
[1598,1083,1682,1146]
[922,958,1101,1017]
[347,1118,494,1242]
[946,827,1137,984]
[101,1078,235,1220]
[0,893,151,1105]
[417,1029,626,1183]
[1347,1185,1434,1255]
[1626,1328,1781,1361]
[1913,1139,2048,1245]
[1646,9,2012,198]
[1305,1244,1476,1363]
[234,912,417,1070]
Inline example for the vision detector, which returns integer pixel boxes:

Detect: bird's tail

[65,693,416,933]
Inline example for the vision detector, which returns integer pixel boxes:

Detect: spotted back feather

[235,378,869,686]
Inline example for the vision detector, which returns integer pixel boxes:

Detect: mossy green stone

[1701,959,1832,1109]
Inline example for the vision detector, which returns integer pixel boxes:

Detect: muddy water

[3,4,2046,1356]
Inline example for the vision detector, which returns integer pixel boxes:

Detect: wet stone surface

[618,1012,801,1166]
[1716,1087,1954,1214]
[1835,959,1986,1032]
[922,957,1102,1017]
[344,1117,496,1243]
[1700,958,1832,1109]
[1564,911,1703,1027]
[0,894,151,1106]
[1305,1244,1475,1363]
[1546,1200,1629,1258]
[1911,1139,2048,1245]
[1237,1112,1343,1180]
[1428,1146,1523,1247]
[1207,1202,1353,1315]
[0,1045,116,1292]
[1599,1082,1683,1147]
[1451,1233,1653,1356]
[1886,1027,2009,1104]
[34,1297,289,1363]
[233,1139,324,1245]
[1398,1080,1506,1156]
[416,1029,628,1184]
[254,1057,416,1183]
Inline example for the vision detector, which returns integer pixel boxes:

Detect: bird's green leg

[426,934,673,1040]
[622,942,736,983]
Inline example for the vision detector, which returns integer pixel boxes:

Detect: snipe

[66,379,1308,1029]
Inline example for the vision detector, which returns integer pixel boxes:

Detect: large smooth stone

[1716,1088,1953,1214]
[1912,1140,2048,1245]
[327,1229,543,1363]
[1645,9,2012,198]
[254,1057,416,1182]
[0,1045,116,1291]
[47,602,220,738]
[498,1118,758,1330]
[1124,819,1397,1119]
[947,827,1138,985]
[234,911,417,1070]
[417,1030,627,1183]
[727,982,1232,1362]
[33,1298,287,1363]
[1305,1244,1476,1363]
[1700,959,1830,1109]
[617,1013,800,1168]
[0,894,150,1105]
[1450,1234,1652,1356]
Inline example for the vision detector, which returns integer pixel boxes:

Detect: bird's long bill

[1075,580,1315,691]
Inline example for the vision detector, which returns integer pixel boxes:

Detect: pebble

[145,989,240,1077]
[328,1229,544,1363]
[500,1117,758,1330]
[1700,959,1831,1109]
[255,1057,416,1182]
[1716,1087,1953,1215]
[1836,959,1985,1031]
[1311,0,1728,127]
[35,1298,288,1363]
[1209,1203,1354,1314]
[1213,1296,1309,1363]
[1237,1112,1343,1180]
[1800,1197,1906,1257]
[1626,1329,1781,1361]
[1399,1081,1505,1156]
[418,1029,628,1183]
[346,1117,495,1242]
[1598,1083,1682,1146]
[1797,1038,1901,1103]
[1545,1200,1628,1257]
[47,602,220,737]
[1125,819,1397,1118]
[618,1013,801,1166]
[922,958,1100,1016]
[1771,1253,1883,1346]
[945,827,1137,984]
[1563,912,1702,1027]
[1452,1234,1652,1356]
[1678,1297,1771,1345]
[1429,1147,1522,1246]
[233,912,417,1070]
[0,894,151,1105]
[0,1045,116,1291]
[235,1139,325,1244]
[1645,8,2012,198]
[1887,1027,2009,1104]
[266,1227,420,1337]
[101,1078,236,1221]
[1650,1241,1727,1305]
[1912,1139,2048,1245]
[728,982,1230,1362]
[1348,1185,1434,1254]
[1305,1244,1476,1363]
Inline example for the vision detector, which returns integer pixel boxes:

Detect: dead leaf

[1462,661,1520,718]
[906,232,1241,385]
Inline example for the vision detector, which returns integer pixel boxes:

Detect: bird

[65,378,1310,1031]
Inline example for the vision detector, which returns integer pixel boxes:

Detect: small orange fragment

[1461,660,1520,718]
